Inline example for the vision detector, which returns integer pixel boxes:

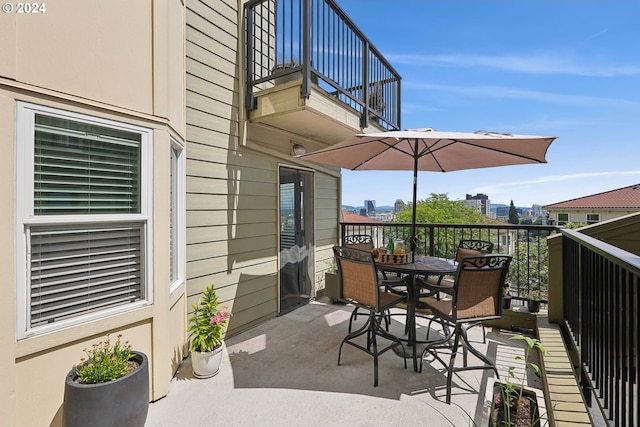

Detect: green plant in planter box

[75,334,134,384]
[188,285,232,353]
[495,335,547,427]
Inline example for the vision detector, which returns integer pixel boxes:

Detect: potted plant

[502,283,513,310]
[324,258,341,303]
[488,335,548,426]
[525,289,543,313]
[62,335,149,427]
[188,284,232,378]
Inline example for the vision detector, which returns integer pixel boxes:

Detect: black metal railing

[245,0,401,130]
[341,222,559,303]
[561,228,640,427]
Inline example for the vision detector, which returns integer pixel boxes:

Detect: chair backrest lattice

[455,239,494,262]
[333,246,379,309]
[343,234,375,252]
[453,255,511,322]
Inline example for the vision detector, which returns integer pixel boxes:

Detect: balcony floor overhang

[249,79,382,145]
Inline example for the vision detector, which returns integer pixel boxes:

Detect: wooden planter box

[482,381,547,427]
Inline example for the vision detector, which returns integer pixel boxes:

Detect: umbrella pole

[410,153,418,261]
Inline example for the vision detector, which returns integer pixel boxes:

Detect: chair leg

[339,308,406,387]
[446,326,463,404]
[339,314,372,366]
[370,313,379,387]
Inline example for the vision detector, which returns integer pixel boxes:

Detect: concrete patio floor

[145,298,542,427]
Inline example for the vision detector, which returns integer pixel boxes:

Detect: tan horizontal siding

[187,0,237,42]
[186,10,237,54]
[188,260,277,293]
[186,72,237,106]
[314,172,339,288]
[187,223,275,244]
[185,0,280,331]
[187,209,277,228]
[187,107,238,135]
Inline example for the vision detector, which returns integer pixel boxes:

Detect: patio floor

[145,297,542,427]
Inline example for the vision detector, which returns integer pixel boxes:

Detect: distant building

[394,199,404,213]
[496,206,510,218]
[364,199,376,214]
[532,204,544,217]
[465,193,491,216]
[544,183,640,226]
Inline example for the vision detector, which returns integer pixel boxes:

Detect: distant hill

[342,205,395,212]
[343,203,532,213]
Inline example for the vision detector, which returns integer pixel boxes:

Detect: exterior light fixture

[291,143,306,156]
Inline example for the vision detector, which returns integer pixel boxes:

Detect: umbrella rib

[416,138,449,172]
[350,137,417,170]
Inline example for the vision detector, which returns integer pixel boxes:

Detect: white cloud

[386,52,640,77]
[403,81,640,108]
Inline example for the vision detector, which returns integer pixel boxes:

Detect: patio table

[377,255,457,372]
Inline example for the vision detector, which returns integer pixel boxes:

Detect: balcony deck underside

[249,79,382,145]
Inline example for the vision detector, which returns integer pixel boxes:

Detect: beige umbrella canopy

[298,128,556,253]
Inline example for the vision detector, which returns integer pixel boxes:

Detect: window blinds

[29,226,144,327]
[34,115,141,215]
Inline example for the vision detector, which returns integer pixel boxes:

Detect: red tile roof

[340,211,381,223]
[543,183,640,209]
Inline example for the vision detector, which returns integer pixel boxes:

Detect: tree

[395,193,492,225]
[395,194,501,257]
[508,200,519,224]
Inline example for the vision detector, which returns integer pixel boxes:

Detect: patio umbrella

[297,128,556,254]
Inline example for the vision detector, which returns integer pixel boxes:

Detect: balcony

[245,0,401,145]
[146,218,640,425]
[337,216,640,426]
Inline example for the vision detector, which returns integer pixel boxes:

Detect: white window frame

[15,102,154,339]
[169,137,185,294]
[586,213,600,225]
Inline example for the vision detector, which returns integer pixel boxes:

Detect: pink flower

[209,311,232,325]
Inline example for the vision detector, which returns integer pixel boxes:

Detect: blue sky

[334,0,640,208]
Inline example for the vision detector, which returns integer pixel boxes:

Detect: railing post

[360,40,369,129]
[245,3,256,110]
[301,0,311,98]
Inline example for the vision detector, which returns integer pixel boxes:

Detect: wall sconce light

[291,143,306,156]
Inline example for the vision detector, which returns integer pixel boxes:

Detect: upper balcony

[245,0,401,145]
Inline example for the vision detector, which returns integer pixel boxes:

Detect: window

[557,213,569,226]
[169,138,185,294]
[16,103,152,338]
[586,213,600,225]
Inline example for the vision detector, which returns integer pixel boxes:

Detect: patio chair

[420,239,494,299]
[334,246,407,387]
[418,239,495,342]
[419,254,511,404]
[343,234,406,333]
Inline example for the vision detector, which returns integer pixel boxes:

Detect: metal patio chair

[334,246,407,387]
[419,254,512,403]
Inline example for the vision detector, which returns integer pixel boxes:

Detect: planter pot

[324,272,341,303]
[191,341,225,378]
[62,351,149,427]
[502,296,512,310]
[483,381,547,427]
[528,299,541,313]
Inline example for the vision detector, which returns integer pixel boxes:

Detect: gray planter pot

[62,351,149,427]
[324,272,341,302]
